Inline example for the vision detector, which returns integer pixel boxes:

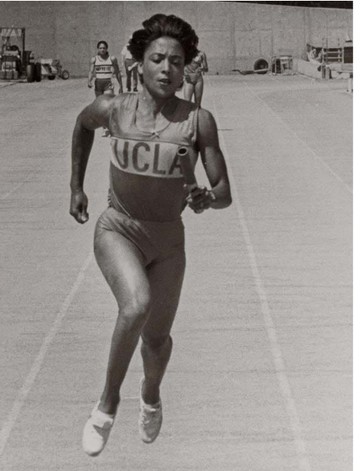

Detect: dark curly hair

[128,14,198,65]
[97,40,108,49]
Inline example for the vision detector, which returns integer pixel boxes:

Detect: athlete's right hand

[87,82,93,88]
[70,190,89,224]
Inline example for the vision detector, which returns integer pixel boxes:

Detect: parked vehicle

[38,58,70,80]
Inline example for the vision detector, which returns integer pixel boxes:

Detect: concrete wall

[0,1,352,76]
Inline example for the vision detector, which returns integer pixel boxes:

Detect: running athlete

[70,14,231,457]
[88,41,123,136]
[183,40,208,107]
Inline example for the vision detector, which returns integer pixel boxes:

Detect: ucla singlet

[107,94,199,222]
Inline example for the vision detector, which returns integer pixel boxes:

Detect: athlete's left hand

[185,186,213,214]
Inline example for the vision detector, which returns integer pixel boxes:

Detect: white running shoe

[82,402,115,456]
[138,379,163,444]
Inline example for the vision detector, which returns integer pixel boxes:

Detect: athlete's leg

[194,75,204,107]
[95,79,105,97]
[140,250,186,405]
[103,80,115,96]
[94,229,151,415]
[132,68,138,91]
[183,79,194,102]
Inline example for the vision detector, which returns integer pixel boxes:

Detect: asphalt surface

[0,73,352,470]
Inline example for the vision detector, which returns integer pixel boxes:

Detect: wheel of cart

[60,69,70,80]
[253,58,269,75]
[34,62,42,81]
[26,63,35,82]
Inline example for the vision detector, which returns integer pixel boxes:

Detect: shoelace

[140,407,161,425]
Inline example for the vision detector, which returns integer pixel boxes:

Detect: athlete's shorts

[95,78,114,97]
[184,72,202,86]
[94,207,185,266]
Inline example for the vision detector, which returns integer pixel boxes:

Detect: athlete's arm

[188,108,232,212]
[128,61,139,72]
[70,96,114,224]
[88,57,95,88]
[111,56,123,93]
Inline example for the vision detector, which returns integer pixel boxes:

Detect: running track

[0,74,352,470]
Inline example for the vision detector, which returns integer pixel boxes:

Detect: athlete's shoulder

[92,94,117,112]
[197,107,217,134]
[90,56,96,63]
[198,106,214,119]
[171,97,199,122]
[110,92,137,110]
[79,94,115,125]
[175,96,195,106]
[174,98,214,122]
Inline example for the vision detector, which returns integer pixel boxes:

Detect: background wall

[0,1,353,76]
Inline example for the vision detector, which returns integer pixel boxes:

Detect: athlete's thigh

[94,229,150,309]
[142,251,186,341]
[103,80,114,96]
[94,80,104,96]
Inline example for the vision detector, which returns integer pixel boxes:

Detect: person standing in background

[121,39,139,92]
[183,42,208,107]
[88,40,123,136]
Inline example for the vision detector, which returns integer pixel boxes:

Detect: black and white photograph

[0,1,353,470]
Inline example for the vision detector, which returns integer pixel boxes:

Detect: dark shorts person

[95,78,114,97]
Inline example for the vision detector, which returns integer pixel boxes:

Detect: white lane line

[0,251,93,458]
[207,77,311,471]
[0,174,33,201]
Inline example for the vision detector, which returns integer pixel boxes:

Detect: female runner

[70,13,231,456]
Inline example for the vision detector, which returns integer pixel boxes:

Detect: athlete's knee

[142,333,173,352]
[118,293,151,332]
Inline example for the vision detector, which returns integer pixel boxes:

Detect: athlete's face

[98,44,108,57]
[139,36,185,99]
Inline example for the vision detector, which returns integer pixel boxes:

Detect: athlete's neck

[139,91,176,116]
